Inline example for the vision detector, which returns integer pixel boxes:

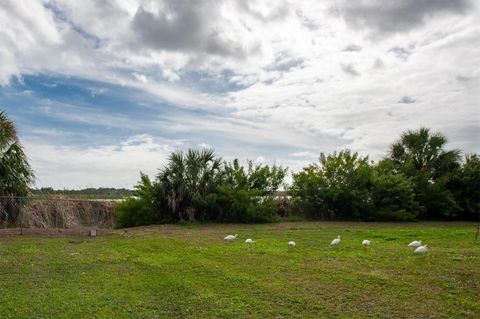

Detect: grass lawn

[0,222,479,318]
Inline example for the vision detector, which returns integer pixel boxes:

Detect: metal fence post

[56,208,59,233]
[96,202,100,227]
[5,196,10,229]
[90,202,100,237]
[19,197,23,235]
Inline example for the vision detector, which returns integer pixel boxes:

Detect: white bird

[408,240,422,248]
[224,234,238,242]
[288,241,296,248]
[331,235,341,246]
[362,239,371,246]
[414,245,428,254]
[245,238,255,244]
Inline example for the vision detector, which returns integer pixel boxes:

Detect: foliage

[369,169,419,221]
[291,151,420,221]
[115,174,167,228]
[117,127,479,225]
[157,149,224,221]
[449,154,480,220]
[115,151,287,227]
[216,159,286,223]
[387,127,462,219]
[0,111,34,196]
[291,150,373,219]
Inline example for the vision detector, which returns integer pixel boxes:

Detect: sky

[0,0,479,189]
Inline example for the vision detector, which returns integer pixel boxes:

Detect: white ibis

[414,245,429,254]
[224,234,238,242]
[408,240,422,248]
[331,235,341,246]
[362,239,371,246]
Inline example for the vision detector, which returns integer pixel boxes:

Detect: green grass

[1,222,479,318]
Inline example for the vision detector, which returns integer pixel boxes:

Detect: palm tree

[0,111,34,197]
[389,127,461,218]
[157,149,223,221]
[390,127,461,179]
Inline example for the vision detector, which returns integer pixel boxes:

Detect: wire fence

[0,196,116,236]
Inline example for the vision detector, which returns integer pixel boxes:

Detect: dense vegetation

[119,128,479,227]
[115,149,287,227]
[291,128,479,221]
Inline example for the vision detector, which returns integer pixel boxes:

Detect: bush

[115,151,287,227]
[114,174,169,228]
[368,171,419,221]
[290,150,372,220]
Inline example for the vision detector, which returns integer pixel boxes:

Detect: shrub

[368,170,419,221]
[115,151,287,227]
[115,174,168,228]
[290,150,373,220]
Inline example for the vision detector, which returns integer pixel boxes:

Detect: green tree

[218,159,287,222]
[449,154,480,220]
[369,168,419,221]
[290,150,373,219]
[157,149,224,221]
[388,127,461,218]
[115,173,160,228]
[0,111,34,196]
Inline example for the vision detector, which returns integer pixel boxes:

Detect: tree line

[115,149,287,227]
[116,128,479,227]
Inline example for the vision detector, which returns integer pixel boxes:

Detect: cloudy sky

[1,0,479,189]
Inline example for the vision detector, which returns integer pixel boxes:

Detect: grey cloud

[373,58,384,69]
[268,53,304,72]
[388,46,413,61]
[296,9,320,30]
[343,44,362,52]
[338,0,473,35]
[399,96,416,104]
[456,75,474,82]
[131,1,247,58]
[341,63,360,76]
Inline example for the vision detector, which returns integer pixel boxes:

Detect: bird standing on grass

[224,234,238,242]
[408,240,422,248]
[362,240,371,246]
[331,235,341,246]
[288,241,296,249]
[414,245,428,254]
[245,238,255,244]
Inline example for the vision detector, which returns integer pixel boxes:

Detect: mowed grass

[0,222,479,318]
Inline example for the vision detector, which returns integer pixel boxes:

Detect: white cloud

[1,0,479,188]
[24,134,180,189]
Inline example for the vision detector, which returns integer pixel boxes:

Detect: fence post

[96,202,100,227]
[56,207,59,233]
[90,202,100,237]
[5,195,11,229]
[19,197,23,235]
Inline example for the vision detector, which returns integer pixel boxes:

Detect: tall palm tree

[389,127,461,218]
[390,127,461,179]
[157,149,223,220]
[0,111,34,197]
